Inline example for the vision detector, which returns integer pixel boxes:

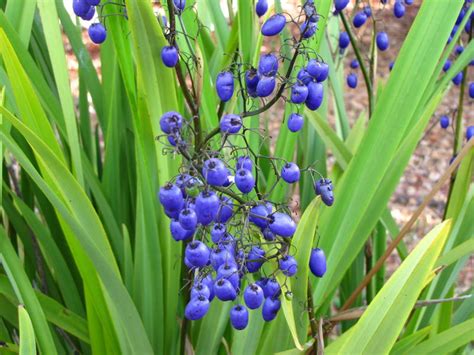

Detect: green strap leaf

[18,305,36,355]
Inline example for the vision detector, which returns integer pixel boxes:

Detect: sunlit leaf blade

[18,305,36,355]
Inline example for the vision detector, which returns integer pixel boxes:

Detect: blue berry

[244,283,264,309]
[262,297,281,321]
[350,59,359,69]
[230,305,249,330]
[82,6,95,21]
[249,204,270,228]
[263,278,281,298]
[261,14,286,36]
[469,82,474,98]
[262,227,276,241]
[291,83,309,104]
[201,274,215,300]
[394,1,405,18]
[179,208,197,230]
[297,68,313,85]
[173,0,186,11]
[466,126,474,141]
[269,212,296,237]
[236,156,253,172]
[235,169,255,194]
[202,158,229,186]
[309,248,327,277]
[334,0,349,12]
[85,0,100,5]
[305,82,324,111]
[389,61,395,71]
[258,54,279,76]
[307,60,329,82]
[300,22,317,39]
[256,76,276,97]
[195,191,220,225]
[363,6,372,17]
[216,196,234,223]
[279,255,298,276]
[160,111,183,134]
[211,223,226,243]
[347,73,358,88]
[191,283,211,300]
[210,247,235,270]
[73,0,90,17]
[281,162,300,183]
[216,71,234,102]
[164,208,180,220]
[319,180,334,206]
[184,295,209,320]
[161,46,179,67]
[217,263,240,289]
[440,116,449,129]
[405,0,413,4]
[88,23,107,44]
[452,72,463,86]
[287,113,304,132]
[245,69,259,97]
[339,32,350,49]
[376,31,389,51]
[159,183,184,211]
[220,114,242,134]
[170,220,194,241]
[256,0,268,17]
[214,279,237,301]
[185,241,210,267]
[353,12,368,28]
[246,246,265,273]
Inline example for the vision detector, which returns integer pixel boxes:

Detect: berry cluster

[72,0,108,44]
[157,0,330,329]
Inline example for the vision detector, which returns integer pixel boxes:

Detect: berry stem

[307,281,319,353]
[339,12,373,113]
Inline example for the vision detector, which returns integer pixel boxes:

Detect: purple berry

[339,32,350,49]
[287,113,304,132]
[455,45,464,55]
[258,54,279,76]
[305,82,324,111]
[452,72,463,86]
[405,0,413,4]
[173,0,186,11]
[73,0,90,17]
[160,111,183,134]
[246,246,265,273]
[214,279,237,301]
[245,69,259,97]
[249,204,270,228]
[263,278,281,298]
[363,6,372,17]
[216,71,234,102]
[85,0,100,5]
[210,247,235,270]
[217,263,240,289]
[184,295,209,320]
[334,0,349,12]
[185,241,210,268]
[469,82,474,98]
[269,212,296,237]
[202,158,229,186]
[191,283,211,300]
[306,60,329,82]
[389,61,395,71]
[297,68,313,85]
[319,180,334,206]
[262,297,281,321]
[353,12,368,28]
[281,162,300,183]
[161,46,179,67]
[170,220,194,241]
[261,14,286,36]
[230,305,249,330]
[179,208,197,230]
[443,60,452,72]
[235,169,255,194]
[211,223,226,243]
[350,59,359,69]
[309,248,327,277]
[244,283,264,309]
[347,73,358,88]
[215,196,234,223]
[220,114,242,134]
[82,6,95,21]
[159,183,184,211]
[236,156,253,172]
[440,116,449,129]
[88,23,107,44]
[200,274,215,300]
[376,32,389,51]
[394,1,405,18]
[256,75,276,97]
[256,0,268,17]
[195,191,220,225]
[466,126,474,141]
[300,22,317,39]
[279,255,298,276]
[262,227,275,241]
[291,83,309,104]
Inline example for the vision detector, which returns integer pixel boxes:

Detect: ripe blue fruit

[235,169,255,194]
[184,295,209,320]
[195,191,220,225]
[256,0,268,17]
[287,113,304,132]
[210,247,235,270]
[469,82,474,98]
[394,1,405,18]
[466,126,474,141]
[160,111,183,134]
[281,162,300,183]
[363,6,372,17]
[405,0,413,4]
[258,54,279,76]
[220,114,242,134]
[339,32,350,49]
[161,46,179,67]
[376,31,389,51]
[88,23,107,44]
[291,83,309,104]
[202,158,228,186]
[269,212,296,237]
[85,0,100,5]
[230,305,249,330]
[211,223,226,243]
[262,297,281,321]
[178,208,197,230]
[256,76,276,97]
[334,0,349,12]
[263,278,281,298]
[440,116,449,129]
[262,227,276,241]
[279,255,298,276]
[164,208,180,220]
[236,156,253,172]
[191,283,211,300]
[307,60,329,82]
[244,283,264,309]
[261,14,286,36]
[170,220,194,241]
[320,181,334,206]
[173,0,186,11]
[347,73,358,88]
[249,204,270,228]
[309,248,327,277]
[350,59,359,69]
[246,246,265,273]
[159,183,184,211]
[216,196,234,223]
[297,68,313,85]
[217,263,240,289]
[214,279,237,301]
[245,69,259,97]
[305,82,324,111]
[216,71,234,102]
[353,12,368,28]
[200,274,215,300]
[300,22,317,39]
[452,72,463,86]
[73,0,90,17]
[185,241,210,267]
[455,45,464,55]
[82,6,95,21]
